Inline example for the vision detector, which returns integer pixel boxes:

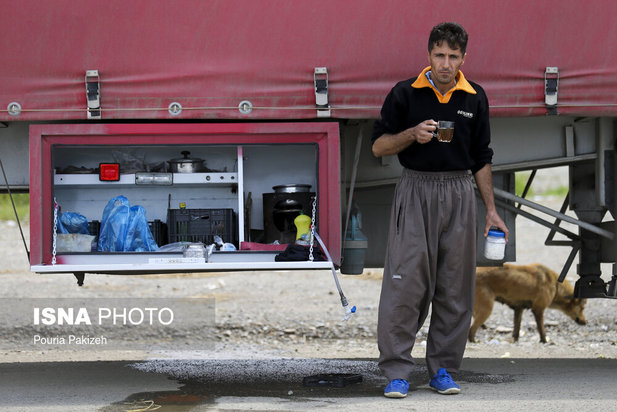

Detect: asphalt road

[1,357,615,411]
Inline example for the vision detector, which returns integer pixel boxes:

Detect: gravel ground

[1,168,617,362]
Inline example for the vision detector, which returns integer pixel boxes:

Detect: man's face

[427,41,466,88]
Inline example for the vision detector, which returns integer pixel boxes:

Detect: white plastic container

[56,234,95,253]
[484,229,506,260]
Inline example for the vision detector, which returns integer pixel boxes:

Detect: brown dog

[469,263,587,343]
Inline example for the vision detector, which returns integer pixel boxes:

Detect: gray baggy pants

[377,169,476,380]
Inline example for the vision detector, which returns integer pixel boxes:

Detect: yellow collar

[411,66,476,103]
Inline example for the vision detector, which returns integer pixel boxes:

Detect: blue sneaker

[429,368,460,394]
[384,379,409,398]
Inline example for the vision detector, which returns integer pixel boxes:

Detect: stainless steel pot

[168,151,205,173]
[272,184,311,193]
[183,242,208,261]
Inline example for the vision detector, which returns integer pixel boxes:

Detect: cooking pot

[272,198,303,233]
[274,198,302,210]
[183,242,208,261]
[168,151,205,173]
[272,184,311,193]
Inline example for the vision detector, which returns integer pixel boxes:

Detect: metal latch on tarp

[545,67,559,115]
[314,67,331,118]
[85,70,101,119]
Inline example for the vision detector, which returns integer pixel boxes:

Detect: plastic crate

[88,220,101,237]
[167,208,236,246]
[148,219,167,247]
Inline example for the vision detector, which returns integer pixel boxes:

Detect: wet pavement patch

[99,391,207,412]
[179,379,380,399]
[102,390,210,411]
[303,373,363,387]
[102,381,383,410]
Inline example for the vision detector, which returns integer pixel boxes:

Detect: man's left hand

[484,210,509,242]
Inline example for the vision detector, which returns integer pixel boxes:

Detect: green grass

[515,171,533,197]
[515,171,568,198]
[542,185,569,197]
[0,193,29,221]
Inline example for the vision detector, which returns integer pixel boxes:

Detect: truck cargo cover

[1,0,616,120]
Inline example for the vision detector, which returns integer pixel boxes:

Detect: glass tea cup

[433,120,455,142]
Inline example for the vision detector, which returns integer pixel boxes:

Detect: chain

[52,198,58,265]
[309,195,316,261]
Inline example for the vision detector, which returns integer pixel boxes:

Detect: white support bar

[237,146,245,243]
[32,261,333,273]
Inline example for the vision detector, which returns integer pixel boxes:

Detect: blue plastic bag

[125,205,158,252]
[56,215,68,234]
[97,196,130,251]
[97,196,158,252]
[57,211,89,235]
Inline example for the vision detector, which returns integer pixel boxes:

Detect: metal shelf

[54,172,238,186]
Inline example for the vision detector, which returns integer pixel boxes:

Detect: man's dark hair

[428,22,468,55]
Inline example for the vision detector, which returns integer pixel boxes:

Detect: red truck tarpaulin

[1,0,616,120]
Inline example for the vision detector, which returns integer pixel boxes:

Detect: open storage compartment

[29,123,340,274]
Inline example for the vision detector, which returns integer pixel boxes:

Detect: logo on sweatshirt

[457,110,473,119]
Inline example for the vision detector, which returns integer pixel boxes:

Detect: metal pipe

[492,187,614,239]
[490,154,597,173]
[495,198,579,240]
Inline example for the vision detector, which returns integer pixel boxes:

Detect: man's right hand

[372,119,438,157]
[412,120,438,144]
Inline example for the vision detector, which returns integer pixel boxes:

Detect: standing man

[372,22,508,398]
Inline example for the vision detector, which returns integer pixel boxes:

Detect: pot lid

[272,184,311,193]
[169,151,204,163]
